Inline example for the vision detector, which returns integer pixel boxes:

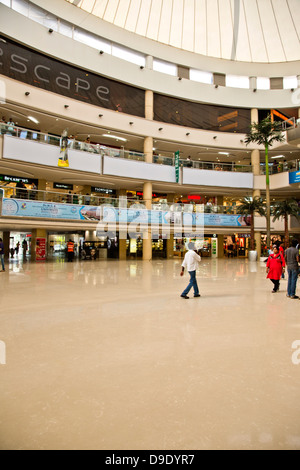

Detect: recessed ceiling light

[27,116,39,124]
[102,134,127,142]
[218,152,229,155]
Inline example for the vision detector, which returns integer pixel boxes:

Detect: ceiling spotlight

[64,105,69,108]
[25,92,30,96]
[99,114,103,118]
[48,29,53,34]
[159,128,163,131]
[99,50,104,54]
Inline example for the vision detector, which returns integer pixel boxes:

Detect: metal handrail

[0,186,243,214]
[1,122,298,175]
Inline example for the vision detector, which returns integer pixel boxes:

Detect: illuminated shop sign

[0,174,38,185]
[53,183,74,190]
[91,187,116,195]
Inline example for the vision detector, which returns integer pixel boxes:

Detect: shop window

[257,77,270,90]
[0,0,11,7]
[153,59,177,76]
[283,76,297,90]
[190,69,213,85]
[73,28,111,53]
[112,45,145,67]
[12,0,28,15]
[226,75,250,89]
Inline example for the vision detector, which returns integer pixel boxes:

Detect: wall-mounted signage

[0,36,145,117]
[0,174,38,185]
[53,183,74,191]
[289,171,300,184]
[92,187,116,195]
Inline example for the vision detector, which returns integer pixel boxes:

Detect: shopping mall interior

[0,0,300,451]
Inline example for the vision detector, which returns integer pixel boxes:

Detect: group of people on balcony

[0,116,16,135]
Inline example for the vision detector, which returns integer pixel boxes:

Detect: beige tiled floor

[0,257,300,450]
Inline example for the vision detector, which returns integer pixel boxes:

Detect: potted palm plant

[272,199,300,248]
[237,196,266,261]
[244,115,285,249]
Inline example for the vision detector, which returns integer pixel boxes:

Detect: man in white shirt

[180,242,201,299]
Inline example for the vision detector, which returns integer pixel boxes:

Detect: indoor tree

[244,115,285,249]
[237,197,266,251]
[272,199,300,249]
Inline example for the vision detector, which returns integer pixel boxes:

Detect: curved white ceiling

[65,0,300,63]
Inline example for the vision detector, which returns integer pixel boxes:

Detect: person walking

[0,238,5,272]
[67,239,75,262]
[266,245,285,293]
[285,239,300,299]
[180,242,201,299]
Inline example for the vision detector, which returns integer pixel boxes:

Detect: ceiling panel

[258,0,286,62]
[157,0,173,46]
[92,0,109,17]
[243,0,268,62]
[169,0,184,49]
[114,0,131,29]
[146,0,163,42]
[135,0,152,37]
[194,0,207,55]
[206,0,221,59]
[233,0,252,62]
[182,0,195,52]
[65,0,300,63]
[219,0,234,60]
[273,0,300,62]
[124,0,141,32]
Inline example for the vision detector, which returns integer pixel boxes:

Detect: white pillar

[144,136,153,164]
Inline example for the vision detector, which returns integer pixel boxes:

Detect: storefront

[224,234,251,258]
[9,232,32,258]
[0,174,38,199]
[174,236,215,258]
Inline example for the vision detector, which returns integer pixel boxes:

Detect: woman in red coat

[266,245,286,293]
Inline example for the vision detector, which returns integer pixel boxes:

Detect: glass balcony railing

[1,122,299,174]
[0,186,243,216]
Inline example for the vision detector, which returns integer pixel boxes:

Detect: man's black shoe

[181,295,189,299]
[194,294,201,298]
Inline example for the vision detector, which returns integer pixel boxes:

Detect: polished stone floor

[0,257,300,450]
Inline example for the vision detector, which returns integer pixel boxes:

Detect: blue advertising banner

[2,198,87,220]
[289,171,300,184]
[2,199,249,227]
[183,212,248,227]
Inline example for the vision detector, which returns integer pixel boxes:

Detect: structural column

[143,181,152,261]
[166,234,174,259]
[3,231,10,260]
[31,229,47,262]
[143,84,154,261]
[251,108,262,258]
[119,238,127,260]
